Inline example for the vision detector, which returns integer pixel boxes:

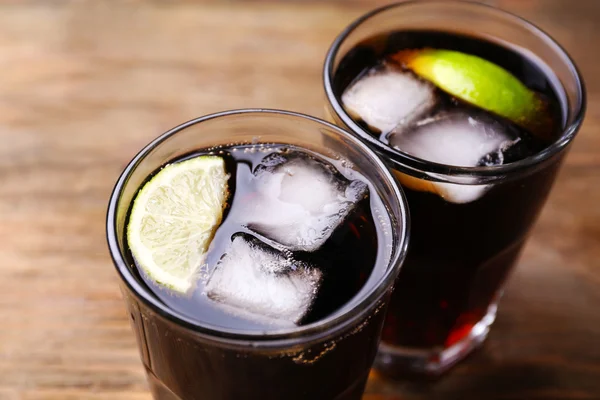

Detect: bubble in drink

[205,234,323,326]
[246,151,368,252]
[342,64,437,134]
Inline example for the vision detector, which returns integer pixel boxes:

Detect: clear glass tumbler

[323,1,585,376]
[106,109,409,399]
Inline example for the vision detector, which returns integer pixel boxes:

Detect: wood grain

[0,1,598,399]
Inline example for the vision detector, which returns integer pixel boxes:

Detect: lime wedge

[391,49,552,138]
[127,156,229,294]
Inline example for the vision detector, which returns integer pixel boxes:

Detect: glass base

[146,367,181,400]
[145,366,368,400]
[374,301,498,378]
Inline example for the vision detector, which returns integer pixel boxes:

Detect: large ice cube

[205,234,322,326]
[341,64,437,134]
[390,112,515,167]
[245,152,368,252]
[389,111,516,203]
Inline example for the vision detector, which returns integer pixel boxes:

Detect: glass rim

[323,0,586,181]
[106,108,410,348]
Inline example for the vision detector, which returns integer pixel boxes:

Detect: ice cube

[389,111,515,203]
[483,130,545,165]
[390,111,515,167]
[205,234,322,326]
[341,64,437,134]
[245,152,368,252]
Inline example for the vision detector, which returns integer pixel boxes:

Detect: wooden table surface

[1,0,598,399]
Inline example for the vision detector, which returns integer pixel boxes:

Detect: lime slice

[391,49,552,138]
[127,156,229,294]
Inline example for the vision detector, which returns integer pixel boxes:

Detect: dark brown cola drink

[130,145,384,333]
[108,109,409,400]
[326,23,577,376]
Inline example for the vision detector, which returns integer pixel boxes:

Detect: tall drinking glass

[323,1,585,376]
[106,109,409,399]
